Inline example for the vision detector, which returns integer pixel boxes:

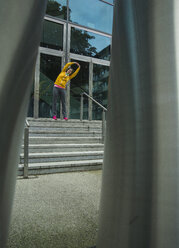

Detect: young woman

[52,62,80,120]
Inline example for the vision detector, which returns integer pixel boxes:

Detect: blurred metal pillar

[0,0,47,247]
[97,0,179,247]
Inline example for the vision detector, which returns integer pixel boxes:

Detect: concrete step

[20,151,104,163]
[28,117,102,123]
[28,122,102,128]
[18,159,103,176]
[29,126,101,132]
[29,137,102,144]
[28,130,101,137]
[27,118,102,128]
[21,119,104,174]
[21,143,104,153]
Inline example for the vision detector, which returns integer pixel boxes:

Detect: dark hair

[67,66,74,74]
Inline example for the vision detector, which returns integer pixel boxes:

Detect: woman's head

[66,67,74,75]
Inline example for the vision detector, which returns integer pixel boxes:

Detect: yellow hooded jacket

[54,62,80,89]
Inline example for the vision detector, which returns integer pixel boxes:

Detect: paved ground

[6,171,102,248]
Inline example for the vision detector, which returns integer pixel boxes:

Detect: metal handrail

[24,118,29,178]
[25,119,30,128]
[80,92,107,143]
[81,92,107,112]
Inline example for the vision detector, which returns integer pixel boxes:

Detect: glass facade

[39,54,62,118]
[71,27,111,61]
[30,0,113,120]
[102,0,114,4]
[40,20,63,50]
[46,0,67,19]
[93,64,109,120]
[69,0,113,34]
[70,60,89,119]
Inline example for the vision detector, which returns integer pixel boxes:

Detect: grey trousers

[52,87,67,117]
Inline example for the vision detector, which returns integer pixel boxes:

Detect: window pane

[102,0,114,4]
[27,85,34,117]
[40,20,63,50]
[39,54,62,118]
[69,0,113,34]
[70,60,89,119]
[46,0,67,20]
[92,64,109,120]
[71,27,111,61]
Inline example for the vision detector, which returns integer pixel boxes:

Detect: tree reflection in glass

[39,54,61,118]
[71,27,111,61]
[46,0,67,19]
[40,20,63,50]
[93,64,109,120]
[70,60,89,119]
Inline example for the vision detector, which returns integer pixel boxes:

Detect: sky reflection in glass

[69,0,113,34]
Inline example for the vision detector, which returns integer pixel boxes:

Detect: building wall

[28,0,113,119]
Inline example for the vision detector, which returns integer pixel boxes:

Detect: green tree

[46,0,68,19]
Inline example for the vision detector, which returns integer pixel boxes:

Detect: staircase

[18,118,104,176]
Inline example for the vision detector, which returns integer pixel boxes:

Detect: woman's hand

[75,62,80,67]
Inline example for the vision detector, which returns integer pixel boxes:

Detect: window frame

[33,11,112,119]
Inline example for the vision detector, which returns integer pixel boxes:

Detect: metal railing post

[102,110,106,143]
[80,92,107,142]
[60,102,63,120]
[24,120,29,179]
[80,94,84,121]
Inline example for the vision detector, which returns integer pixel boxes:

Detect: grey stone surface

[7,171,102,248]
[21,143,104,153]
[30,127,101,132]
[20,151,104,163]
[28,118,102,124]
[18,160,103,176]
[29,137,102,144]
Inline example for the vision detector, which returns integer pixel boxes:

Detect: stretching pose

[52,62,80,120]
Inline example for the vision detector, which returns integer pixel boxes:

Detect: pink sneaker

[52,115,57,120]
[64,117,68,120]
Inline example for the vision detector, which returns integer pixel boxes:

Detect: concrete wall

[97,0,179,247]
[0,1,47,246]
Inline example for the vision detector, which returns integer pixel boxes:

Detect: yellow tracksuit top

[54,62,80,89]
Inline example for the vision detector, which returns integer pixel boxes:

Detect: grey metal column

[24,124,29,179]
[102,110,106,144]
[0,0,47,247]
[66,22,71,118]
[80,94,84,121]
[66,84,70,119]
[61,57,66,119]
[97,0,179,248]
[34,51,40,118]
[89,61,93,121]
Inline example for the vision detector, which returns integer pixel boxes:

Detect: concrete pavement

[7,171,102,248]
